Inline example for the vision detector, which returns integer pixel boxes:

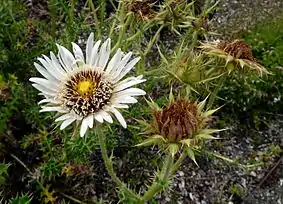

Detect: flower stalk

[96,128,140,201]
[140,152,174,202]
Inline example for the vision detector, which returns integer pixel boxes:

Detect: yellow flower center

[77,80,95,97]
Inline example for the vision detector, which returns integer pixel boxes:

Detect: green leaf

[195,134,220,140]
[186,148,199,167]
[167,143,179,157]
[135,135,165,147]
[199,129,227,135]
[145,97,161,111]
[197,95,209,112]
[169,86,175,103]
[202,106,222,118]
[180,138,192,147]
[226,62,235,74]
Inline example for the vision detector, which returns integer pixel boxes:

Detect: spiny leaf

[145,97,161,111]
[197,95,209,112]
[186,148,199,167]
[169,86,175,103]
[167,143,179,157]
[202,106,222,118]
[135,135,165,147]
[199,129,227,135]
[226,62,235,74]
[195,134,221,140]
[180,139,192,147]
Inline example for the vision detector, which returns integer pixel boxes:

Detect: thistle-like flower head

[30,33,146,137]
[200,39,269,75]
[137,94,224,161]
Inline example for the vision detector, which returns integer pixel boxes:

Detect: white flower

[30,33,146,137]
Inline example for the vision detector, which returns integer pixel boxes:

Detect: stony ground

[17,1,283,203]
[211,0,283,39]
[155,1,283,203]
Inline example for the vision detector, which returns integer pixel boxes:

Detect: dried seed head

[152,99,201,142]
[129,0,155,20]
[217,39,255,62]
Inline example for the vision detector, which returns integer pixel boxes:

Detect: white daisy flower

[30,33,146,137]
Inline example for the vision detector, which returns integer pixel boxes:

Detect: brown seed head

[152,99,200,142]
[129,0,155,20]
[217,39,255,61]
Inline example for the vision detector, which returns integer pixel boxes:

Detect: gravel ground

[211,0,283,39]
[156,117,283,204]
[20,1,283,203]
[155,2,283,203]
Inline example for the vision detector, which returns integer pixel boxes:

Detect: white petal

[72,42,85,62]
[86,114,94,128]
[114,87,146,96]
[112,104,129,109]
[110,108,127,128]
[34,62,57,81]
[80,118,89,137]
[113,76,146,92]
[60,118,76,130]
[57,46,71,72]
[42,55,62,81]
[113,57,141,82]
[32,84,57,96]
[99,110,113,123]
[113,96,138,104]
[105,48,122,74]
[86,33,94,64]
[110,52,132,78]
[89,40,101,66]
[55,114,73,122]
[29,77,59,91]
[94,113,103,123]
[50,51,67,76]
[40,106,68,113]
[57,45,77,71]
[98,38,111,69]
[38,98,60,105]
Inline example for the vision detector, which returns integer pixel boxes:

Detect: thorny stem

[48,0,56,39]
[96,128,140,201]
[170,151,187,176]
[112,10,133,52]
[207,75,226,109]
[140,153,174,202]
[10,153,44,190]
[87,0,102,38]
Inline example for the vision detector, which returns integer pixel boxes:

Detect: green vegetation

[0,0,282,203]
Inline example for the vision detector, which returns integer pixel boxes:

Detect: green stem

[48,0,56,39]
[87,0,102,38]
[96,129,139,200]
[140,153,174,202]
[112,11,133,52]
[207,75,226,109]
[170,151,187,176]
[143,25,164,56]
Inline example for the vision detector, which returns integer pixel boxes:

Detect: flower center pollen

[77,80,95,97]
[60,69,113,117]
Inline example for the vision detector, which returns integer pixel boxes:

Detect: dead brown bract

[129,0,155,20]
[152,99,201,142]
[217,39,255,62]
